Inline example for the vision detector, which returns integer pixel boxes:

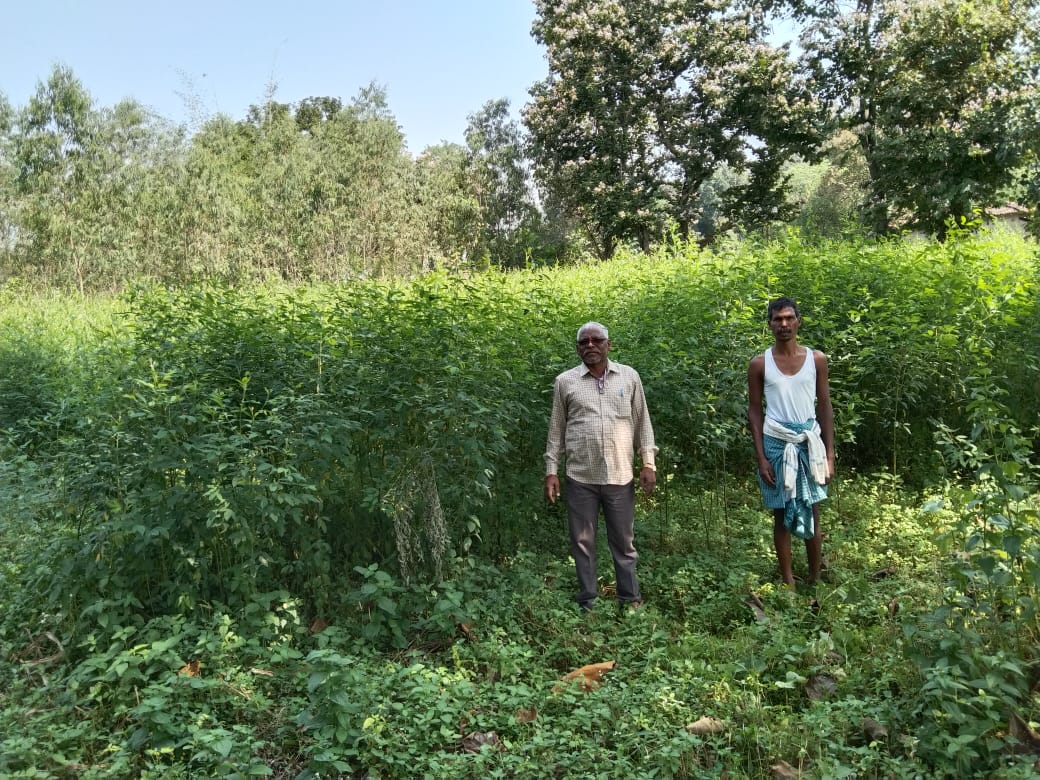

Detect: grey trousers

[565,478,641,606]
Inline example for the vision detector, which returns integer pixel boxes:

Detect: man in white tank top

[747,297,835,587]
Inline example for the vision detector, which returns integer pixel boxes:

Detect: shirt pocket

[608,387,632,419]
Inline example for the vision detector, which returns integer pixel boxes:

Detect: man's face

[576,326,611,366]
[768,307,801,341]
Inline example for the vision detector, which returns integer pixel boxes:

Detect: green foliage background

[1,230,1039,778]
[2,231,1037,612]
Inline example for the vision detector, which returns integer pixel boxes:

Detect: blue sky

[2,0,548,153]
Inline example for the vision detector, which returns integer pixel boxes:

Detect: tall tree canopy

[800,0,1040,237]
[0,93,15,253]
[464,99,543,268]
[0,74,438,288]
[10,65,168,291]
[524,0,819,258]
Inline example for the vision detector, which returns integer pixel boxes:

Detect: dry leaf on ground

[770,759,800,779]
[861,717,889,743]
[515,707,537,723]
[805,673,837,701]
[685,716,726,735]
[309,617,329,634]
[461,731,502,753]
[553,660,617,692]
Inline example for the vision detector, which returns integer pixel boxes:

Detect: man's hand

[758,457,776,488]
[545,474,561,504]
[639,466,656,495]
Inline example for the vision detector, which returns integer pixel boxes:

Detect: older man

[545,322,658,610]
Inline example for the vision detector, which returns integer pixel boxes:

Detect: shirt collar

[581,359,616,377]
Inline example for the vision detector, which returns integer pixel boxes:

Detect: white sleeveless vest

[764,347,817,423]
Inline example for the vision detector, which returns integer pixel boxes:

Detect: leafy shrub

[2,231,1039,778]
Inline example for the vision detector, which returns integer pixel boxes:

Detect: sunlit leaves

[799,0,1040,236]
[526,0,820,255]
[9,65,168,292]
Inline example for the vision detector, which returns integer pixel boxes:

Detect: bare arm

[814,350,835,482]
[747,354,775,487]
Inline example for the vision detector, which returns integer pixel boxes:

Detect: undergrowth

[3,475,1040,779]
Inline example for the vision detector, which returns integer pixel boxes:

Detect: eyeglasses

[577,337,607,346]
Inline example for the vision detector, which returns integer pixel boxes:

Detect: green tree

[236,96,337,280]
[800,0,1040,237]
[524,0,819,258]
[293,95,343,134]
[310,84,428,277]
[414,141,483,269]
[0,92,15,263]
[168,84,429,282]
[464,99,540,268]
[9,65,163,291]
[784,130,870,236]
[154,114,248,281]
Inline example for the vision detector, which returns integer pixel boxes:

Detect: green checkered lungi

[758,420,828,540]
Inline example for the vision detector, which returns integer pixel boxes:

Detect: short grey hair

[577,321,609,340]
